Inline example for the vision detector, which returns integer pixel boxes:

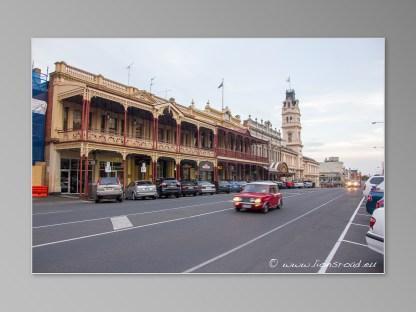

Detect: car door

[269,185,278,207]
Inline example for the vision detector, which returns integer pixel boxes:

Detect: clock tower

[282,89,303,154]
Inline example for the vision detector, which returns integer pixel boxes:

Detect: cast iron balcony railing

[216,148,268,163]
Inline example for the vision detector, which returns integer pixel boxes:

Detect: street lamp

[371,121,384,125]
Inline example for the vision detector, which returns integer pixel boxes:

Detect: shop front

[198,161,214,182]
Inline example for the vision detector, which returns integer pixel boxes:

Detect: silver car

[96,177,123,203]
[126,180,157,200]
[197,180,216,195]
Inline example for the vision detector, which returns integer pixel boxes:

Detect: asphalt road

[32,188,384,273]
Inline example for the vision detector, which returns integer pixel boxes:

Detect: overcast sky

[32,38,384,175]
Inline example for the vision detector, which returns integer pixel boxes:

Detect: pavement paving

[32,188,384,273]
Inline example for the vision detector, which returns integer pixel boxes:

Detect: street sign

[105,162,111,173]
[141,163,147,173]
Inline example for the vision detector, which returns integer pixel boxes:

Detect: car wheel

[235,207,241,212]
[152,195,157,200]
[117,196,123,202]
[95,197,100,203]
[175,194,180,198]
[132,192,136,200]
[263,203,269,214]
[277,199,283,209]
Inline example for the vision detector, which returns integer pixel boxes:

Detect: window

[88,112,93,130]
[73,110,82,130]
[288,132,292,143]
[108,117,117,133]
[101,115,106,131]
[63,107,69,131]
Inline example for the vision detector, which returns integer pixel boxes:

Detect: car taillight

[376,198,384,208]
[369,217,376,230]
[367,195,372,202]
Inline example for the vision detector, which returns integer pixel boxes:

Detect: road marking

[318,196,365,274]
[350,222,369,227]
[32,208,233,248]
[183,192,345,273]
[342,239,368,247]
[32,191,314,229]
[33,210,73,215]
[356,213,371,217]
[32,200,231,229]
[110,216,133,230]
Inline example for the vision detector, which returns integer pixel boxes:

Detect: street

[32,188,384,273]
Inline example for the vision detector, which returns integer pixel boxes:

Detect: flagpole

[221,79,224,110]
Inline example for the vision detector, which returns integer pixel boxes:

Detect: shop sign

[141,163,147,173]
[105,162,112,173]
[199,161,213,172]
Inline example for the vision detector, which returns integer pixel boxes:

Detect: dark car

[180,180,199,196]
[229,181,242,192]
[156,178,182,198]
[276,181,286,189]
[217,180,231,193]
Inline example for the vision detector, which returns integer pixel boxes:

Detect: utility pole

[149,77,155,93]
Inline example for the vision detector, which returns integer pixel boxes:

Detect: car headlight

[233,197,242,202]
[254,198,262,204]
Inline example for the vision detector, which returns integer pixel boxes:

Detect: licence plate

[242,204,252,208]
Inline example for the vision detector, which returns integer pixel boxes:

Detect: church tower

[282,89,303,154]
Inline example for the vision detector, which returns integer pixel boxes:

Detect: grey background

[0,0,414,310]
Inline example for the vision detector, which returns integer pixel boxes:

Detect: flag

[218,79,223,89]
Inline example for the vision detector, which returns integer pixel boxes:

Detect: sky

[32,38,385,175]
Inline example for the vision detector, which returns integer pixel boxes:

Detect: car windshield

[136,181,152,185]
[182,181,196,185]
[99,177,119,185]
[243,184,270,193]
[370,176,384,185]
[198,181,210,185]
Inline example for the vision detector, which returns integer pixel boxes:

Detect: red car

[233,182,283,213]
[285,181,295,188]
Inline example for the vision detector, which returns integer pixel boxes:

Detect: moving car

[95,176,124,203]
[276,181,285,189]
[217,180,231,193]
[303,181,313,188]
[233,181,282,213]
[366,207,385,255]
[180,180,199,196]
[125,180,157,200]
[346,180,360,188]
[197,180,216,195]
[156,178,182,198]
[363,175,384,197]
[366,181,385,214]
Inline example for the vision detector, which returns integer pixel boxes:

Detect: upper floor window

[73,110,82,130]
[63,107,69,131]
[288,132,292,143]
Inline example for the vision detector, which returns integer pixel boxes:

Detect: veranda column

[153,116,159,149]
[84,154,89,198]
[122,156,127,190]
[79,155,83,196]
[81,98,86,140]
[85,98,91,140]
[124,107,127,146]
[176,162,180,180]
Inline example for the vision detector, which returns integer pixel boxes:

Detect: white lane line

[342,239,368,247]
[350,222,369,228]
[33,208,232,248]
[32,200,231,229]
[33,210,73,215]
[110,216,133,230]
[318,196,365,274]
[33,192,312,229]
[183,192,345,273]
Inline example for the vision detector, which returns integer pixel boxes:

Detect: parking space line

[183,192,345,273]
[33,210,73,215]
[318,196,365,274]
[32,208,233,248]
[350,222,369,227]
[342,239,368,247]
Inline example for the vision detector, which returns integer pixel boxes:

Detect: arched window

[286,116,289,123]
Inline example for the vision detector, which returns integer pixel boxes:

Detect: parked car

[233,181,282,213]
[285,181,295,189]
[217,180,231,193]
[236,181,248,190]
[95,176,124,203]
[303,181,313,188]
[197,180,216,195]
[366,207,385,255]
[363,175,384,197]
[294,181,304,188]
[276,181,284,189]
[156,178,182,198]
[180,180,199,196]
[229,181,242,192]
[366,181,385,214]
[125,180,157,200]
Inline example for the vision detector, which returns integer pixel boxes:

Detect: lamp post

[371,121,384,125]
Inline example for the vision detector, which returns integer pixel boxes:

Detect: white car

[303,181,313,188]
[197,181,216,195]
[363,175,384,197]
[366,207,385,255]
[294,181,304,188]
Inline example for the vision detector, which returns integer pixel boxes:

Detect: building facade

[244,89,320,186]
[44,62,269,195]
[319,157,346,187]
